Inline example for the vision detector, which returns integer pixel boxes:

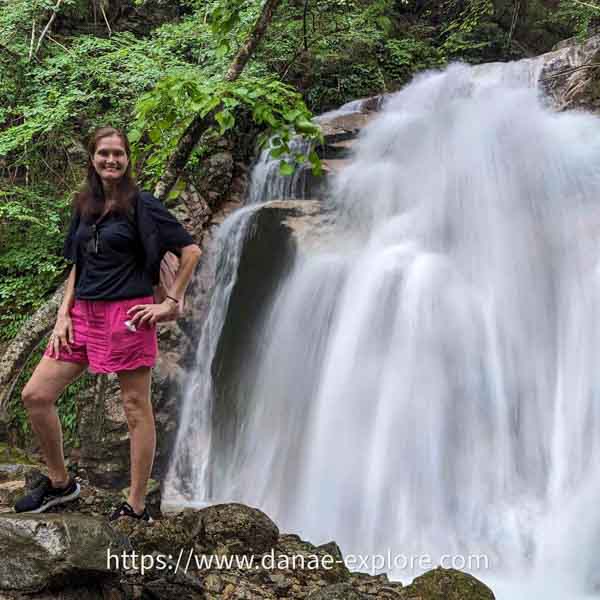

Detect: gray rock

[0,584,108,599]
[537,34,600,112]
[114,503,278,558]
[199,503,279,555]
[0,514,130,592]
[189,151,235,209]
[141,579,204,600]
[307,583,367,600]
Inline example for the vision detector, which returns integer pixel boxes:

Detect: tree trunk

[303,0,309,52]
[154,0,281,201]
[224,0,281,81]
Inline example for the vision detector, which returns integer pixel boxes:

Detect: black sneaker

[109,501,152,522]
[14,475,80,513]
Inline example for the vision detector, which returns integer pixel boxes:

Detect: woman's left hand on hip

[127,300,177,327]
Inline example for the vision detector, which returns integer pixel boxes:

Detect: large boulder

[113,503,279,557]
[0,514,129,593]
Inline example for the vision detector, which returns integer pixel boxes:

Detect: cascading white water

[247,136,315,203]
[247,96,373,204]
[167,60,600,598]
[161,205,262,512]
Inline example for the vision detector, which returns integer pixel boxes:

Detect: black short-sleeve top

[64,192,195,301]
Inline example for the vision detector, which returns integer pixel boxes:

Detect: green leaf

[279,161,295,176]
[216,42,230,58]
[215,109,235,133]
[148,127,162,143]
[309,150,323,176]
[295,119,317,134]
[376,16,392,31]
[293,152,307,164]
[283,109,302,122]
[270,146,286,159]
[199,96,222,117]
[128,128,142,144]
[167,178,186,201]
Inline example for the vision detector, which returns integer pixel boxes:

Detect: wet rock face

[540,34,600,112]
[189,151,235,210]
[209,201,322,476]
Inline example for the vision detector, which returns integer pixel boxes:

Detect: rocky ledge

[0,503,495,600]
[0,463,495,600]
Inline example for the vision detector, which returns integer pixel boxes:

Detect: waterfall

[161,205,261,512]
[246,96,374,204]
[246,136,315,204]
[167,60,600,598]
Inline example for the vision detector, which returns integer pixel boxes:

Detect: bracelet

[166,295,180,304]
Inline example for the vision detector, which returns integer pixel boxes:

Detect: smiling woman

[93,135,129,180]
[12,126,202,521]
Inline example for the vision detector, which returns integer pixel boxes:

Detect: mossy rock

[0,443,36,466]
[112,503,279,558]
[401,568,495,600]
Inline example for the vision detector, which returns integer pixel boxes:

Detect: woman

[14,127,202,521]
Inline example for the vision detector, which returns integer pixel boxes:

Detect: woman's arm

[166,243,203,301]
[128,243,202,327]
[49,265,76,356]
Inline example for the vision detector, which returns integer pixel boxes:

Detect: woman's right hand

[48,312,74,357]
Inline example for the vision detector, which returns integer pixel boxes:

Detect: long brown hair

[75,127,138,219]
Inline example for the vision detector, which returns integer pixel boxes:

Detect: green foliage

[381,36,445,86]
[0,185,69,340]
[439,0,504,62]
[7,339,94,447]
[0,0,84,55]
[0,33,191,161]
[208,0,261,56]
[547,0,600,39]
[130,72,323,183]
[256,0,394,111]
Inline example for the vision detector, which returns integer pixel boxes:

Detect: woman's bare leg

[22,357,87,486]
[117,366,155,514]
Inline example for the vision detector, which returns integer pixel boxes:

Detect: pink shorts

[45,296,158,374]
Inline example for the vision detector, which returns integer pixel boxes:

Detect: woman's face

[91,134,129,184]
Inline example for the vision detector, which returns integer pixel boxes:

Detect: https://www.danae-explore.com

[106,547,490,576]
